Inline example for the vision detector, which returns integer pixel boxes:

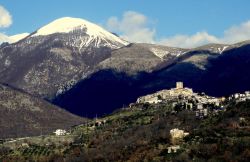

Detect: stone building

[176,82,183,89]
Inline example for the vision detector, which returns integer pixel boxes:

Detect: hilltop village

[135,82,225,118]
[53,82,250,135]
[135,82,250,119]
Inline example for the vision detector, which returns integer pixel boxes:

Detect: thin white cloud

[0,5,13,44]
[159,32,220,48]
[106,11,156,43]
[0,5,12,28]
[106,11,250,48]
[222,20,250,43]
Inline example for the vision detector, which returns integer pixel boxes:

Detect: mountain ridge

[53,40,250,117]
[0,17,130,100]
[1,17,250,117]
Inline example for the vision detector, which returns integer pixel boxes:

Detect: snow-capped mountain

[1,16,250,118]
[0,33,30,44]
[30,17,128,49]
[0,17,129,99]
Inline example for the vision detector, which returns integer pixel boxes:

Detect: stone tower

[176,82,183,89]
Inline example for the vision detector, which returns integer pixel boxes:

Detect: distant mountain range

[1,17,250,118]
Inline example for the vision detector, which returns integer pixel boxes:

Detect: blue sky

[1,0,250,47]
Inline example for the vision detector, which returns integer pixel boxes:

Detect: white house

[54,129,67,136]
[167,145,180,153]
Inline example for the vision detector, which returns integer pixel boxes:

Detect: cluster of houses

[136,82,225,118]
[136,82,194,104]
[229,91,250,102]
[195,103,208,119]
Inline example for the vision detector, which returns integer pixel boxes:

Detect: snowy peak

[31,17,129,48]
[0,33,29,44]
[9,33,30,43]
[32,17,99,36]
